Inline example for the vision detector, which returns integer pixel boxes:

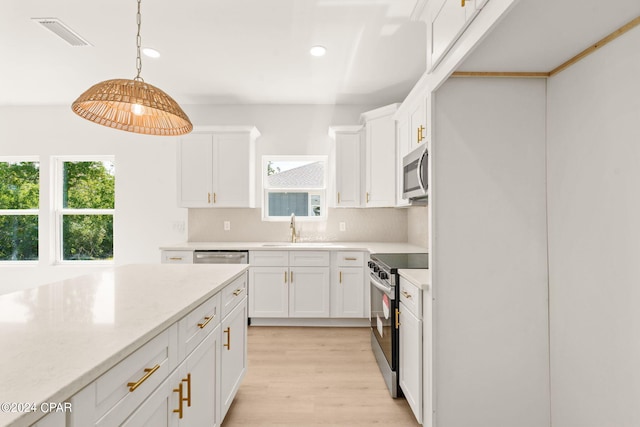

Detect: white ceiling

[459,0,640,73]
[0,0,426,107]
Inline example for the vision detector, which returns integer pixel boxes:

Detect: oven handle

[370,275,394,298]
[417,148,427,193]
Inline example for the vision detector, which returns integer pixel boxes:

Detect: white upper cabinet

[329,126,363,208]
[361,104,399,208]
[427,0,481,71]
[178,126,260,208]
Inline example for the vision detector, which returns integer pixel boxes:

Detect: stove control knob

[368,261,374,268]
[373,265,379,273]
[379,271,388,280]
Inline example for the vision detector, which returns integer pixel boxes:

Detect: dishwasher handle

[193,251,248,264]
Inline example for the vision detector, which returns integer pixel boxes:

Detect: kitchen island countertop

[0,263,248,427]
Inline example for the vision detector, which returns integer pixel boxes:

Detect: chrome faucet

[290,213,297,243]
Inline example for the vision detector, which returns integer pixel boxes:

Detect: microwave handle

[417,149,427,193]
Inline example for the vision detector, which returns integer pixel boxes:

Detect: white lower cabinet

[331,251,366,318]
[399,277,423,424]
[220,299,248,420]
[33,412,65,427]
[69,272,248,427]
[249,251,331,318]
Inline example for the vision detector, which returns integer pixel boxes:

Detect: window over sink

[262,156,327,221]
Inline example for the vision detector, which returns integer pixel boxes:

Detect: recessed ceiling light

[310,45,327,57]
[142,47,160,58]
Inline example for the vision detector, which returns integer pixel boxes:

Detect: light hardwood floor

[223,326,421,427]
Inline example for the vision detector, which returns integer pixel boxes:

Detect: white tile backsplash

[407,205,429,248]
[188,208,409,242]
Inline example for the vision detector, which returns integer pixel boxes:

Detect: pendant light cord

[134,0,144,82]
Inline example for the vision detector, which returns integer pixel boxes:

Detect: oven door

[370,273,399,397]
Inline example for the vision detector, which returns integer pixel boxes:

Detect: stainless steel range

[369,252,428,398]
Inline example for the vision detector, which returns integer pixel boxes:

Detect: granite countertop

[0,263,248,427]
[399,268,430,290]
[160,241,428,254]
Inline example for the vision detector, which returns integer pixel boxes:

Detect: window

[0,158,39,261]
[55,158,115,262]
[262,156,327,221]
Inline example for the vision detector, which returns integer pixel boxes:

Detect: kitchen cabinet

[69,271,248,427]
[361,104,399,207]
[329,126,364,207]
[399,276,423,424]
[427,0,480,71]
[249,250,330,318]
[33,412,65,427]
[220,296,248,421]
[331,251,366,318]
[395,116,411,207]
[177,126,260,208]
[161,250,193,264]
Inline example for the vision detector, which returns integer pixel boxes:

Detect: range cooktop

[370,253,428,272]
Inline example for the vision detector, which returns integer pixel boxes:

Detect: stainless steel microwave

[402,145,428,200]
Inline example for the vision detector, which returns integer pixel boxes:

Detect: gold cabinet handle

[168,257,183,261]
[337,192,341,204]
[339,271,342,283]
[233,288,244,296]
[344,257,357,261]
[224,327,231,350]
[213,192,217,203]
[461,0,466,6]
[183,373,192,407]
[207,192,211,203]
[127,364,160,392]
[395,308,401,329]
[290,271,293,283]
[284,271,287,283]
[401,290,413,299]
[173,382,185,419]
[366,192,370,203]
[418,125,425,143]
[198,315,214,329]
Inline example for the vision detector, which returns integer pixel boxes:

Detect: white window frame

[53,156,115,265]
[262,155,328,222]
[0,156,40,264]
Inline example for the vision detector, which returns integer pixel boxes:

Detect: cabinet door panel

[365,117,396,207]
[220,300,248,421]
[399,302,422,424]
[335,132,362,207]
[121,369,181,427]
[178,134,213,208]
[249,267,289,317]
[213,133,252,207]
[289,267,330,317]
[332,268,365,318]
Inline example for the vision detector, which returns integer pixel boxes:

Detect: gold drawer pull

[168,257,183,261]
[198,315,214,329]
[366,192,370,203]
[344,257,357,261]
[284,271,287,283]
[207,192,211,203]
[213,192,217,203]
[127,364,160,392]
[395,308,401,329]
[183,373,192,407]
[224,327,231,350]
[173,382,185,419]
[402,290,413,299]
[337,192,341,203]
[233,288,244,296]
[290,271,293,283]
[339,271,342,283]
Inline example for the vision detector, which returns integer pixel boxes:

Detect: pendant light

[71,0,192,136]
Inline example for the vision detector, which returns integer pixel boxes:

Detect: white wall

[0,103,380,293]
[433,78,550,426]
[547,26,640,426]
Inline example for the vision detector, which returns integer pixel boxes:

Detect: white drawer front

[221,272,248,318]
[289,250,330,266]
[400,277,422,319]
[336,251,365,267]
[89,324,177,427]
[249,250,289,266]
[161,250,193,264]
[180,292,222,358]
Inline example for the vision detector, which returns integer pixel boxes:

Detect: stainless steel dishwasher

[193,250,249,264]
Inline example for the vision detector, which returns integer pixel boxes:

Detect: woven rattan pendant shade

[72,79,193,136]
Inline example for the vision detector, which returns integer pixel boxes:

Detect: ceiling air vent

[32,18,91,47]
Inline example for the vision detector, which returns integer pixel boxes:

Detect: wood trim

[451,71,549,78]
[549,15,640,76]
[453,15,640,79]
